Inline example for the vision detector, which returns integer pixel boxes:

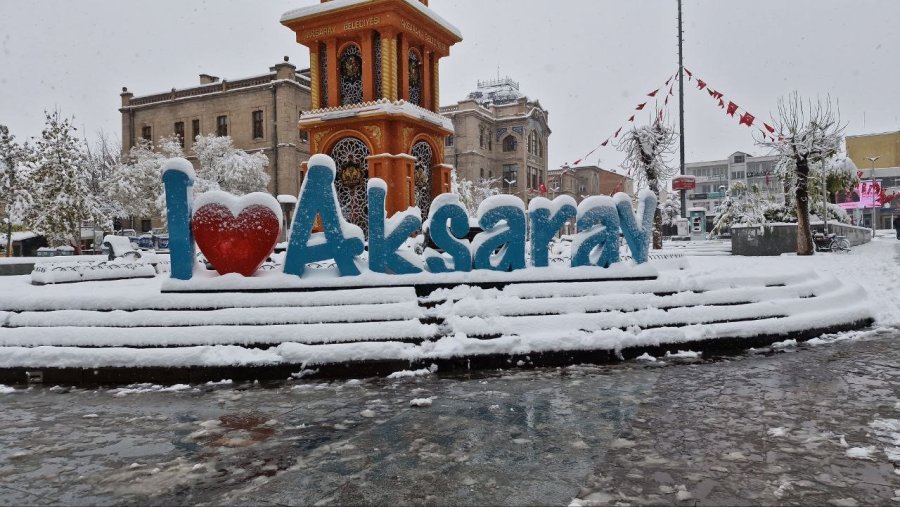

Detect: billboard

[837,180,883,210]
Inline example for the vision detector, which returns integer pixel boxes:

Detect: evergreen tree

[28,111,102,251]
[0,125,34,256]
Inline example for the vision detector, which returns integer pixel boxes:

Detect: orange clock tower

[281,0,462,231]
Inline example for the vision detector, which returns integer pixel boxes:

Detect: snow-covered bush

[0,125,33,255]
[453,171,499,217]
[710,182,767,235]
[192,134,269,195]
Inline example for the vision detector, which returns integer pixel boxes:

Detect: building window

[480,168,484,179]
[503,164,518,189]
[252,110,264,139]
[140,219,152,233]
[339,44,363,106]
[411,141,434,217]
[503,135,517,152]
[330,137,370,231]
[408,49,422,106]
[217,115,228,137]
[733,154,745,164]
[174,122,185,148]
[141,126,152,142]
[191,119,200,142]
[479,125,487,148]
[299,130,309,143]
[528,131,539,156]
[445,135,454,147]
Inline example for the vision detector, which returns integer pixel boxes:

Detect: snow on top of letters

[161,157,196,180]
[193,191,284,225]
[308,153,337,176]
[476,194,526,221]
[367,178,388,192]
[528,195,577,214]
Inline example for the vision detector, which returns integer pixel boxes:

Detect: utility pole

[678,0,687,218]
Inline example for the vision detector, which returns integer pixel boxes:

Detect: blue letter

[162,158,196,280]
[615,190,656,264]
[283,155,364,277]
[367,180,423,275]
[472,196,527,272]
[528,196,576,267]
[572,196,621,268]
[423,193,472,273]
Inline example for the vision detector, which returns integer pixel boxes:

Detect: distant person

[894,218,900,240]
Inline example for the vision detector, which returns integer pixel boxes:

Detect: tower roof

[467,77,524,107]
[281,0,462,40]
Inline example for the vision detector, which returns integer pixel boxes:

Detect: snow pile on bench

[31,259,157,285]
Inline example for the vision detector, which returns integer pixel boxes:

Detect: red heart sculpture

[192,200,280,277]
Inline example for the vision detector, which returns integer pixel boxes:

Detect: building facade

[846,131,900,229]
[684,151,783,216]
[546,164,632,203]
[441,78,551,203]
[120,58,312,204]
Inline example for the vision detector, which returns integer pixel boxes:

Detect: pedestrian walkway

[0,329,897,505]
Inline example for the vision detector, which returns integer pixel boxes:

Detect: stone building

[441,78,551,203]
[119,57,313,206]
[546,164,632,204]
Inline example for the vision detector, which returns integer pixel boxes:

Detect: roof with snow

[280,0,462,40]
[466,77,525,107]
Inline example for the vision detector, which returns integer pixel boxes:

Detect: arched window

[330,137,370,231]
[408,49,422,106]
[339,45,363,106]
[411,141,433,216]
[503,135,518,153]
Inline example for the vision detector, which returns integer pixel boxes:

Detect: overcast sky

[1,0,898,170]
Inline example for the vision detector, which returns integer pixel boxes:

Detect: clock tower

[281,0,462,231]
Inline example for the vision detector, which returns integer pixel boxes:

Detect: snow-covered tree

[84,132,124,226]
[617,119,678,248]
[192,134,268,194]
[757,93,844,255]
[28,111,103,251]
[660,194,681,227]
[105,139,167,220]
[453,171,499,217]
[710,182,767,236]
[0,125,34,256]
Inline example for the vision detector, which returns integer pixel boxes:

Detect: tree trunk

[5,219,11,257]
[795,159,814,256]
[653,207,663,249]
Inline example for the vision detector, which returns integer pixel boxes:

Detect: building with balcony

[846,131,900,229]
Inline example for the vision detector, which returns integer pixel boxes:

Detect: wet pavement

[0,329,898,506]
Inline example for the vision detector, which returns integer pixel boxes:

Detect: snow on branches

[617,119,677,248]
[756,93,845,255]
[28,111,105,250]
[192,134,269,195]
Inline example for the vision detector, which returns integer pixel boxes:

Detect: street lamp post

[866,156,880,236]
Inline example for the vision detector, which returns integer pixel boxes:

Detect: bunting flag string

[572,71,678,165]
[684,68,778,142]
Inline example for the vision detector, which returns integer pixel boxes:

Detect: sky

[1,0,899,170]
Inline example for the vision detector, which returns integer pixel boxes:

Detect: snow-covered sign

[162,155,657,283]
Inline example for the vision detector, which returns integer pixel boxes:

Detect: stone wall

[731,222,873,256]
